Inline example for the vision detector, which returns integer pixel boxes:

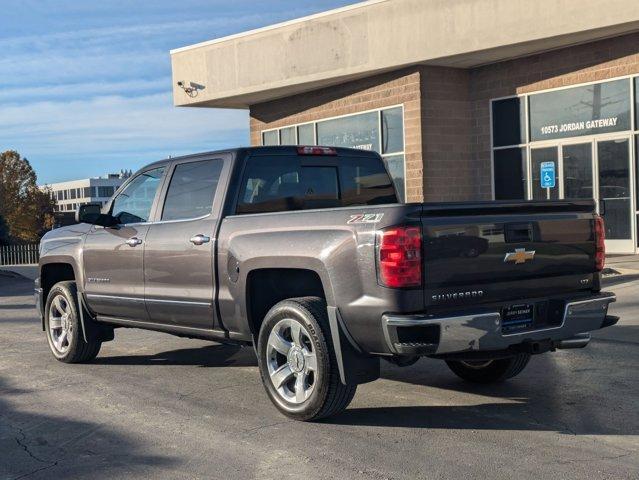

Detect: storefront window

[280,127,296,145]
[636,135,639,211]
[262,130,278,146]
[297,124,314,145]
[317,111,380,153]
[382,107,404,154]
[492,97,526,147]
[261,106,405,201]
[383,154,405,202]
[493,148,526,200]
[635,78,639,130]
[529,78,631,142]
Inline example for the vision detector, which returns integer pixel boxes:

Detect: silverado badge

[504,248,535,264]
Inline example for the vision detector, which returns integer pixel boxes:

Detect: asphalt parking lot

[1,273,638,480]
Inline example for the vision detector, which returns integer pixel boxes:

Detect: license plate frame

[501,303,534,333]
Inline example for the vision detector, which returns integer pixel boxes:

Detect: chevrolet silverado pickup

[35,146,618,421]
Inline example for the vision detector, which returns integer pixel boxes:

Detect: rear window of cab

[236,155,398,214]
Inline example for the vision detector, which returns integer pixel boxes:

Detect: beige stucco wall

[171,0,639,108]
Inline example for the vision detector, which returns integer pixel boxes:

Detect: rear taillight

[377,226,422,288]
[297,146,337,156]
[595,215,605,271]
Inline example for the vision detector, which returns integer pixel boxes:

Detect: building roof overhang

[170,0,639,109]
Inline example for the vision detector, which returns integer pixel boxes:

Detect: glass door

[531,147,560,200]
[562,142,594,200]
[528,137,636,253]
[596,138,634,253]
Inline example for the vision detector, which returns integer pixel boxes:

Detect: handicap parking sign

[540,161,556,188]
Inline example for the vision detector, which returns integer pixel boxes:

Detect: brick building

[170,0,639,253]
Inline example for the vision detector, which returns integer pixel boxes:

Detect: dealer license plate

[501,303,534,333]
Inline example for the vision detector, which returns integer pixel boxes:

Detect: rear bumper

[382,292,616,356]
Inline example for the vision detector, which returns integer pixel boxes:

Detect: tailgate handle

[504,223,534,243]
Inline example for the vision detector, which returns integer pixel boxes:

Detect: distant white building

[42,171,132,214]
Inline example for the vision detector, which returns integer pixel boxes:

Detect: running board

[96,315,235,343]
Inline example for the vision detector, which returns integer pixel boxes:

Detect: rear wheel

[257,297,356,421]
[445,353,530,383]
[45,281,101,363]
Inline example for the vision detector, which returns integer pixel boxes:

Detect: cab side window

[111,167,165,224]
[161,159,223,221]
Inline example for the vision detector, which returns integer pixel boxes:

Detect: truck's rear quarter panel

[216,204,424,352]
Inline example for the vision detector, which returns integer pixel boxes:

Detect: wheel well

[41,263,76,302]
[246,268,326,337]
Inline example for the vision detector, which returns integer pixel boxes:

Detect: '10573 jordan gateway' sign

[529,78,631,141]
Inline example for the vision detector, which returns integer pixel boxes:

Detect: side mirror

[75,203,102,224]
[75,203,118,227]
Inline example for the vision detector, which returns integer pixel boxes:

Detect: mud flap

[327,306,380,385]
[77,291,114,343]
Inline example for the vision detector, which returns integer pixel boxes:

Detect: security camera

[176,80,199,98]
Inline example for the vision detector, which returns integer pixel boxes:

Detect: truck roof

[140,145,381,171]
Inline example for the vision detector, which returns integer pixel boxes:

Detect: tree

[0,150,56,243]
[0,215,9,246]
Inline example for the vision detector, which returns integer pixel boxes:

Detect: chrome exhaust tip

[555,333,591,349]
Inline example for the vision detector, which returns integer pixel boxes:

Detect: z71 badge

[347,213,384,224]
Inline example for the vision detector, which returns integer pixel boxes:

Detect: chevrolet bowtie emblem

[504,248,536,264]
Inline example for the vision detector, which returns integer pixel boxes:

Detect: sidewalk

[0,265,38,280]
[602,254,639,286]
[605,254,639,272]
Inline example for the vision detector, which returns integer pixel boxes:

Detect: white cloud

[0,92,248,147]
[0,92,249,182]
[0,78,170,103]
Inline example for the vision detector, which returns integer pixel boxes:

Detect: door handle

[190,234,210,246]
[126,237,143,247]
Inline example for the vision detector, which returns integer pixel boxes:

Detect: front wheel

[257,297,356,421]
[44,281,101,363]
[445,353,530,383]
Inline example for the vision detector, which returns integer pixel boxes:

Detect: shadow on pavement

[0,303,37,311]
[0,274,32,298]
[0,377,179,479]
[327,350,638,436]
[95,343,258,368]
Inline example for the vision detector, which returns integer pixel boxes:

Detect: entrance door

[562,142,594,200]
[528,138,635,253]
[531,147,560,200]
[596,138,634,253]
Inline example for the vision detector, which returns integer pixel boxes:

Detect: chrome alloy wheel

[460,360,494,369]
[48,294,73,354]
[266,318,318,404]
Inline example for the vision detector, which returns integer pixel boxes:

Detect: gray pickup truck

[36,146,618,421]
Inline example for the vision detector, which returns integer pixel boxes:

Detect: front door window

[562,143,593,199]
[597,139,632,240]
[531,147,559,200]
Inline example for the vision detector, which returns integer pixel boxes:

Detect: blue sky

[0,0,353,184]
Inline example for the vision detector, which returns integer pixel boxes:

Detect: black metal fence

[0,244,39,266]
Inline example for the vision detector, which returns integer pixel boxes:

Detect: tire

[257,296,356,421]
[44,281,102,363]
[445,353,530,384]
[385,356,420,367]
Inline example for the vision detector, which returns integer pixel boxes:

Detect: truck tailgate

[421,201,598,308]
